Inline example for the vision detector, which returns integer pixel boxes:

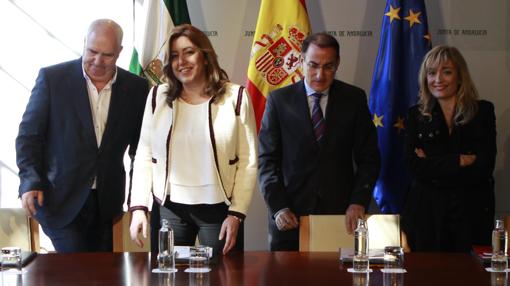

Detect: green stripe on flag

[129,49,142,75]
[129,0,191,79]
[166,0,191,25]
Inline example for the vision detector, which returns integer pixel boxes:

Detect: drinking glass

[384,246,404,269]
[188,246,210,273]
[492,254,508,271]
[1,247,22,271]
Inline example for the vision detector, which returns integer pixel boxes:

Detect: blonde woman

[402,45,496,252]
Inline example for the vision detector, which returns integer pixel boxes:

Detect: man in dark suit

[258,33,380,251]
[16,19,149,253]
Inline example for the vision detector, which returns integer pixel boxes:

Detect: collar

[304,80,330,97]
[82,65,118,89]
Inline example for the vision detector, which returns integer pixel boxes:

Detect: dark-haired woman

[129,24,257,255]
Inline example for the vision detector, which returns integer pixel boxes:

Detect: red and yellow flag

[246,0,311,130]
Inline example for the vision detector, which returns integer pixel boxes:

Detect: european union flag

[369,0,431,213]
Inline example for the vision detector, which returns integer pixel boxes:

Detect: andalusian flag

[129,0,190,85]
[246,0,311,130]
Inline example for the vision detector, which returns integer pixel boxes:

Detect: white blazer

[129,82,257,216]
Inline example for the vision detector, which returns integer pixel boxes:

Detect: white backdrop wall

[0,0,135,208]
[187,0,510,250]
[0,0,508,251]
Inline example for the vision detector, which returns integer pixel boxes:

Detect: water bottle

[158,219,175,271]
[492,219,508,271]
[353,218,369,271]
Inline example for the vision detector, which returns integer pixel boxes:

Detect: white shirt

[83,66,117,188]
[168,98,224,204]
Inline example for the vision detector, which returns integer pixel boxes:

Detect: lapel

[431,102,461,150]
[99,69,128,152]
[324,80,339,124]
[69,59,97,148]
[431,103,450,138]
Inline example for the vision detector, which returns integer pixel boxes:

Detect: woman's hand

[219,215,241,255]
[129,210,148,248]
[460,154,476,167]
[414,148,426,158]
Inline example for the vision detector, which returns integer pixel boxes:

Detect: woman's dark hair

[163,24,229,106]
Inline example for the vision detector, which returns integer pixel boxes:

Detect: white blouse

[168,98,224,204]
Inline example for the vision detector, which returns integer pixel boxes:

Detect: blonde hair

[417,45,479,124]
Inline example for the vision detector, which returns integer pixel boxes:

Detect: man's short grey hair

[86,19,123,48]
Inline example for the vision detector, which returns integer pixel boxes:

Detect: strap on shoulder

[151,85,159,114]
[235,85,245,116]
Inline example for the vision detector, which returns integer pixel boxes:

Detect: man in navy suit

[258,33,380,251]
[16,19,149,252]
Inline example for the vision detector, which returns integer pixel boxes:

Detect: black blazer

[16,59,149,228]
[403,100,497,248]
[405,100,496,188]
[258,80,380,217]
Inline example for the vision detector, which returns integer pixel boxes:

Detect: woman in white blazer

[129,24,257,255]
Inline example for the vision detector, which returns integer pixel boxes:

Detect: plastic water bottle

[353,218,369,271]
[158,219,175,271]
[492,219,508,271]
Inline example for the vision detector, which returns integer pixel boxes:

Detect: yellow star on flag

[404,9,422,28]
[385,5,401,23]
[373,114,384,128]
[393,117,405,133]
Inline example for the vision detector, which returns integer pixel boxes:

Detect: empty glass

[1,247,22,271]
[384,246,404,269]
[188,246,211,273]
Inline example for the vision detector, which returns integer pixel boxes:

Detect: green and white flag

[129,0,190,85]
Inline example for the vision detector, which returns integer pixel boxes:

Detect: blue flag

[369,0,431,213]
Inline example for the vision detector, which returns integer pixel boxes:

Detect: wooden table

[2,251,506,285]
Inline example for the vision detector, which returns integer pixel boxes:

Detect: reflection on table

[0,251,506,285]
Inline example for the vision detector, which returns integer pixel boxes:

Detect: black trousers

[41,190,112,253]
[150,200,244,256]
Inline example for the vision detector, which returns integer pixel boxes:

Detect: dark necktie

[310,93,325,143]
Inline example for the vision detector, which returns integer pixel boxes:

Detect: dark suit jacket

[16,59,149,228]
[258,79,380,218]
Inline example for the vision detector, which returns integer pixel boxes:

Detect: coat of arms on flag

[129,0,191,86]
[246,0,311,129]
[251,24,307,86]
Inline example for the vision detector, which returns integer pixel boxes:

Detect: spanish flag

[246,0,311,130]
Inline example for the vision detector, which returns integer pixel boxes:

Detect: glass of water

[188,246,210,273]
[353,254,369,271]
[1,247,22,271]
[491,254,508,271]
[384,246,404,269]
